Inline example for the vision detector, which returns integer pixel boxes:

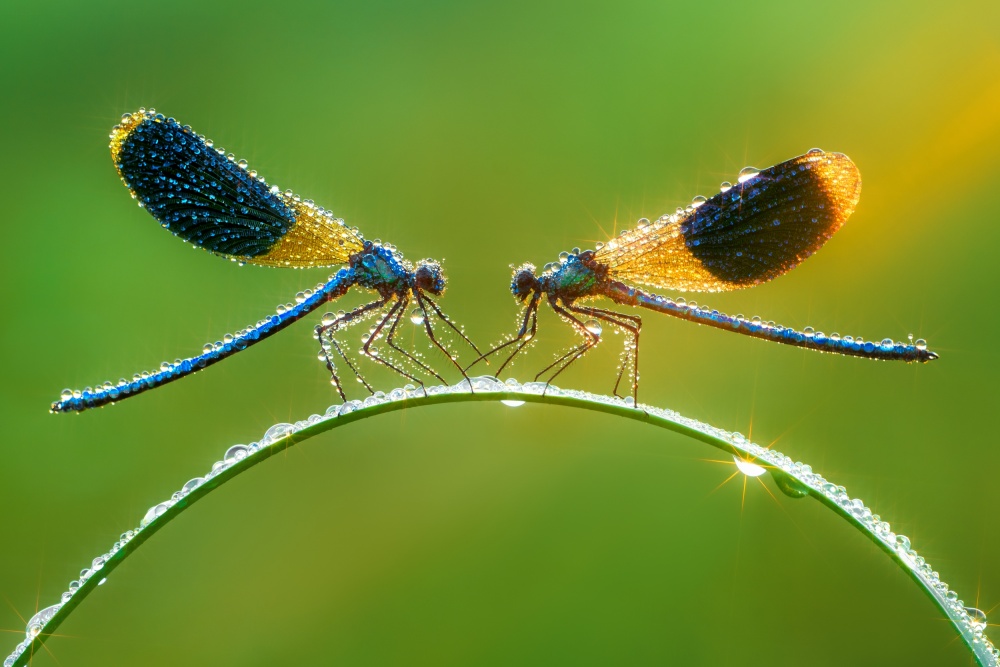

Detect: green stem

[7,380,996,667]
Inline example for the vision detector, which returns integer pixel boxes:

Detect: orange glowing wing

[594,150,861,292]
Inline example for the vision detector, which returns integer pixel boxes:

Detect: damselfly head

[414,260,445,295]
[510,264,539,301]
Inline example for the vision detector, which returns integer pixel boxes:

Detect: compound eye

[415,263,444,294]
[515,271,534,293]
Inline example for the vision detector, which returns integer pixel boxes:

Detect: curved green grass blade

[7,377,997,666]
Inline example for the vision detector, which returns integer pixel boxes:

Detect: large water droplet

[140,502,170,528]
[25,604,61,639]
[737,166,760,183]
[470,376,504,392]
[733,455,766,477]
[965,607,988,631]
[585,319,602,335]
[501,399,525,407]
[410,308,425,325]
[261,423,295,446]
[771,470,809,498]
[224,445,249,464]
[182,477,206,495]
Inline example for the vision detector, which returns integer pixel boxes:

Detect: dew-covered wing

[111,110,364,268]
[593,151,861,292]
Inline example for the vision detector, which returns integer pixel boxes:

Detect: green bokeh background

[2,1,998,665]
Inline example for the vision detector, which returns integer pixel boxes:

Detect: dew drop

[720,181,732,192]
[585,319,602,335]
[737,166,760,183]
[915,338,927,351]
[501,400,525,407]
[771,469,810,498]
[965,607,988,631]
[140,502,170,527]
[691,195,707,208]
[25,604,60,639]
[224,445,249,464]
[261,423,295,445]
[733,455,766,477]
[182,477,206,494]
[410,308,425,325]
[807,147,823,155]
[237,159,248,169]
